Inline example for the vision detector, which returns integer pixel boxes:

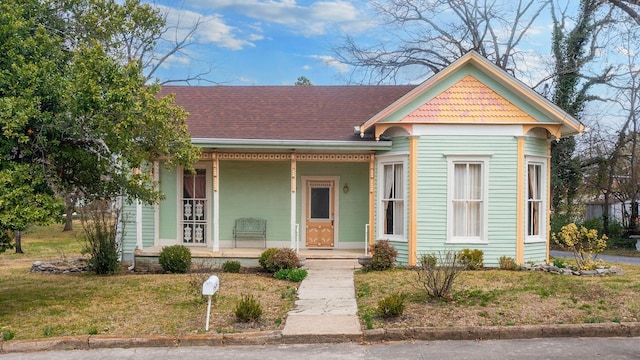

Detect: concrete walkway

[282,259,362,336]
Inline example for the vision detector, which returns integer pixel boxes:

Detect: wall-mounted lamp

[343,183,349,193]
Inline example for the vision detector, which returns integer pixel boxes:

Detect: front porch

[132,246,366,272]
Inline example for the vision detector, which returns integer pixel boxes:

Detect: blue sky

[145,1,603,89]
[149,0,373,85]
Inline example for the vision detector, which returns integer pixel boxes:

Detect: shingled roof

[160,85,416,141]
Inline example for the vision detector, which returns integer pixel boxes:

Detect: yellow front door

[305,180,334,248]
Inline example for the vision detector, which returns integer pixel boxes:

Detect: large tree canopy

[0,0,200,252]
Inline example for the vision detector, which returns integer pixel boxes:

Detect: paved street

[2,338,639,360]
[550,250,640,265]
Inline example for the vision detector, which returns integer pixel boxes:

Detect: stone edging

[2,322,640,354]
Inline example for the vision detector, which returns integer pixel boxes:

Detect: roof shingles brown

[160,85,416,141]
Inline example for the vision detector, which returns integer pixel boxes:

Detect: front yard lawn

[355,265,640,329]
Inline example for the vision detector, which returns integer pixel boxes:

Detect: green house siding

[121,201,155,261]
[524,136,548,157]
[219,161,291,242]
[523,243,547,263]
[297,161,369,247]
[414,134,519,267]
[121,201,136,258]
[158,163,178,241]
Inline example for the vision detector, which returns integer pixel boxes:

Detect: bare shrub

[415,250,463,300]
[81,200,121,275]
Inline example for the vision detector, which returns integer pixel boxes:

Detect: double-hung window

[447,156,489,243]
[378,156,406,241]
[526,158,546,243]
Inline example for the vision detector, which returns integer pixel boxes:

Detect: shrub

[2,329,15,341]
[415,250,463,300]
[258,248,279,272]
[552,223,607,270]
[271,248,300,271]
[274,268,308,282]
[222,260,242,273]
[259,247,299,272]
[457,249,484,270]
[367,240,398,271]
[498,256,517,270]
[81,200,121,275]
[377,292,406,318]
[234,294,262,322]
[552,257,565,268]
[159,245,192,273]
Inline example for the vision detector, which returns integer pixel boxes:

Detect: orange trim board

[516,138,525,264]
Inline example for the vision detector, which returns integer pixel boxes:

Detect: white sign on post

[202,275,219,331]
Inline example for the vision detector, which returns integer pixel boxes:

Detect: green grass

[355,264,640,329]
[0,223,297,340]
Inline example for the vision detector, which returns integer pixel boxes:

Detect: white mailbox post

[202,275,220,331]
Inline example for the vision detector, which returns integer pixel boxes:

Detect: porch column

[290,153,297,250]
[152,161,159,248]
[368,153,375,252]
[546,141,552,263]
[409,136,418,266]
[213,151,220,252]
[516,137,525,264]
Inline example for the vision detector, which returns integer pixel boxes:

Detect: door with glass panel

[182,168,207,245]
[305,180,335,248]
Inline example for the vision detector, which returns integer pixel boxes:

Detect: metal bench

[233,218,267,248]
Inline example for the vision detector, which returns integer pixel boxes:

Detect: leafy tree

[548,0,614,215]
[55,0,211,231]
[0,0,200,253]
[295,76,312,86]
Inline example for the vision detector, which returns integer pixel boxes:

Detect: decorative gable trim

[401,75,537,124]
[360,51,584,139]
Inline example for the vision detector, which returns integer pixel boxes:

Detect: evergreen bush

[377,292,406,318]
[158,245,192,273]
[222,260,242,273]
[258,247,278,272]
[498,256,517,270]
[234,294,262,322]
[457,248,484,270]
[259,247,299,272]
[367,240,398,271]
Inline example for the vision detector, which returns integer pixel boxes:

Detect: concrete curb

[2,322,640,354]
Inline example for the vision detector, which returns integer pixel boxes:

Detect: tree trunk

[63,206,74,232]
[603,191,610,235]
[63,194,75,232]
[15,230,23,254]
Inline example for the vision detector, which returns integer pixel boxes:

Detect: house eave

[191,138,393,151]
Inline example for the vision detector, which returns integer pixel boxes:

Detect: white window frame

[446,155,490,244]
[525,157,547,244]
[376,154,408,242]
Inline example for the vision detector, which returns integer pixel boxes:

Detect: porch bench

[233,218,267,248]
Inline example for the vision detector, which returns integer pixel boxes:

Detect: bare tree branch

[334,0,550,84]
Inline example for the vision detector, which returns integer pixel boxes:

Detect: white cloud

[156,4,261,50]
[308,54,349,73]
[181,0,369,36]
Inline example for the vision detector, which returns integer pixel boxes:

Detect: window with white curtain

[447,156,489,243]
[378,156,406,241]
[526,159,546,243]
